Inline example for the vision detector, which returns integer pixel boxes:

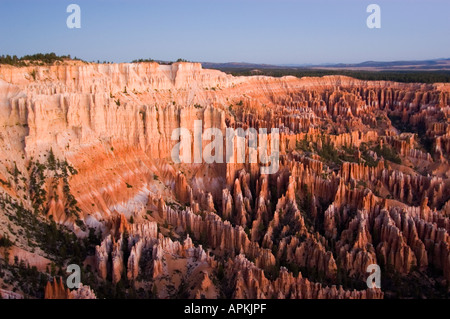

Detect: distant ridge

[201,62,284,69]
[201,58,450,71]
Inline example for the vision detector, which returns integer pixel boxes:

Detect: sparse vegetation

[218,67,450,84]
[0,53,78,66]
[29,70,37,80]
[131,58,155,63]
[0,235,13,248]
[27,150,80,217]
[373,144,401,164]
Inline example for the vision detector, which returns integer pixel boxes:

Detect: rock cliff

[1,61,449,299]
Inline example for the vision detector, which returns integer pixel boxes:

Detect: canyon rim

[0,59,448,300]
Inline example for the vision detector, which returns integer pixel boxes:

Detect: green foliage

[217,263,225,281]
[152,284,158,299]
[244,226,251,238]
[47,148,56,171]
[295,136,311,152]
[420,135,434,155]
[75,219,86,231]
[0,257,49,298]
[27,150,80,217]
[284,262,300,277]
[415,121,434,154]
[11,162,20,184]
[0,178,11,188]
[258,221,265,233]
[318,137,339,163]
[0,54,23,66]
[388,115,410,132]
[0,53,74,66]
[357,180,368,188]
[0,235,13,248]
[373,145,401,164]
[296,188,314,231]
[28,160,47,214]
[131,58,155,63]
[0,192,99,266]
[29,69,36,80]
[389,115,435,155]
[264,264,280,280]
[199,229,208,248]
[362,154,379,167]
[218,67,450,84]
[339,144,359,163]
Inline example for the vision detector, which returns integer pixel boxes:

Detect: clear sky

[0,0,449,64]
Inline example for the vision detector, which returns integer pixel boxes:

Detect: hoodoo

[0,61,449,299]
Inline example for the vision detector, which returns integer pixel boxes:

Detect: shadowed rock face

[0,62,449,299]
[44,277,96,299]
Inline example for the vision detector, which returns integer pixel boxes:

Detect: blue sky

[0,0,449,64]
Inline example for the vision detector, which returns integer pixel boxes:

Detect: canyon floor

[0,61,449,299]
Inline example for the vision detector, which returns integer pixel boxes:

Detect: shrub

[373,145,401,164]
[0,235,13,248]
[29,70,37,80]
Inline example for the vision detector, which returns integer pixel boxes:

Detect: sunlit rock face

[0,61,449,299]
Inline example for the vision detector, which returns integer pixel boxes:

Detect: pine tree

[47,148,56,171]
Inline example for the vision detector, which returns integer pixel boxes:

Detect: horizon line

[2,52,450,68]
